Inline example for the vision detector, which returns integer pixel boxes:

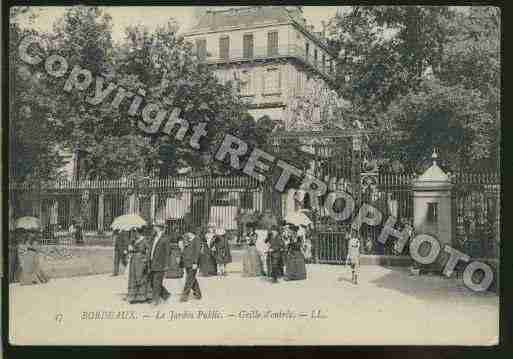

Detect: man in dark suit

[112,229,129,276]
[149,224,171,306]
[179,232,202,302]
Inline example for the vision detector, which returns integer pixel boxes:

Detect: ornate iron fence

[9,176,265,240]
[452,172,500,259]
[314,172,415,263]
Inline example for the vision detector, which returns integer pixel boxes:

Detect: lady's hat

[215,227,226,236]
[207,222,216,229]
[183,232,195,242]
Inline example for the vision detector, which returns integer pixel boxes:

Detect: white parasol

[15,216,41,231]
[110,214,147,231]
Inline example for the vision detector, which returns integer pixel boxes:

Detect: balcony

[199,44,337,82]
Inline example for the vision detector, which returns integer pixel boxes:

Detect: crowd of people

[112,221,235,305]
[8,217,363,304]
[241,222,312,283]
[108,219,321,305]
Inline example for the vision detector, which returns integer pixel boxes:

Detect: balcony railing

[200,44,337,81]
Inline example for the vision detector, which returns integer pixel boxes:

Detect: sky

[15,6,350,42]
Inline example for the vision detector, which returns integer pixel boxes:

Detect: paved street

[9,265,498,346]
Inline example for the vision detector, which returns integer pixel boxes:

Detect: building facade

[183,6,339,124]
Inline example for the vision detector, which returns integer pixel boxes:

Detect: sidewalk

[9,264,498,346]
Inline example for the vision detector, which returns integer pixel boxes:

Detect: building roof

[185,6,335,57]
[192,6,297,32]
[197,7,285,30]
[412,160,452,190]
[417,162,450,182]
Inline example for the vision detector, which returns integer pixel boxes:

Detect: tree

[437,7,500,168]
[118,22,254,177]
[329,6,499,171]
[10,8,65,181]
[386,79,495,171]
[36,8,252,179]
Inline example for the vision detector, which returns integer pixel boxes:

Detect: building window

[219,36,230,61]
[329,60,333,74]
[314,49,318,66]
[243,34,254,59]
[322,53,326,71]
[427,202,438,223]
[305,42,310,59]
[268,31,279,56]
[295,71,304,96]
[240,70,252,96]
[263,68,280,94]
[195,39,207,61]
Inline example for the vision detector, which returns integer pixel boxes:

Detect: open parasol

[285,210,313,226]
[15,216,41,231]
[110,214,147,231]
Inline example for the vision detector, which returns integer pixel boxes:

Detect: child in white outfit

[346,228,360,284]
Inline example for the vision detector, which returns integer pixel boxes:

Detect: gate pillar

[412,151,452,270]
[97,193,104,233]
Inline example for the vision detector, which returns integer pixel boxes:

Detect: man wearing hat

[179,232,202,302]
[149,223,171,306]
[112,229,130,277]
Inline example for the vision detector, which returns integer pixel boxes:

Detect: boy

[346,227,360,284]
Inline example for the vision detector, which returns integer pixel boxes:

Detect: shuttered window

[219,36,230,61]
[240,71,252,96]
[195,39,207,61]
[305,42,310,59]
[263,68,281,94]
[243,34,254,59]
[314,49,318,66]
[267,31,279,56]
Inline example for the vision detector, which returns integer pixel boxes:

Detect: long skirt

[199,249,217,277]
[19,251,49,285]
[242,246,263,277]
[268,251,283,278]
[214,242,232,265]
[127,253,152,303]
[166,245,184,279]
[9,247,20,283]
[285,250,307,280]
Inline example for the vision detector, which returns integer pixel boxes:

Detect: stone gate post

[412,151,452,270]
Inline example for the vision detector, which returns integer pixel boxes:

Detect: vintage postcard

[7,5,500,346]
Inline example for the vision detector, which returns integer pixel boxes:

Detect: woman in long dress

[126,229,152,304]
[19,232,49,285]
[242,225,263,277]
[212,228,232,276]
[299,224,313,263]
[9,230,22,283]
[284,225,307,281]
[198,224,217,277]
[166,228,184,279]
